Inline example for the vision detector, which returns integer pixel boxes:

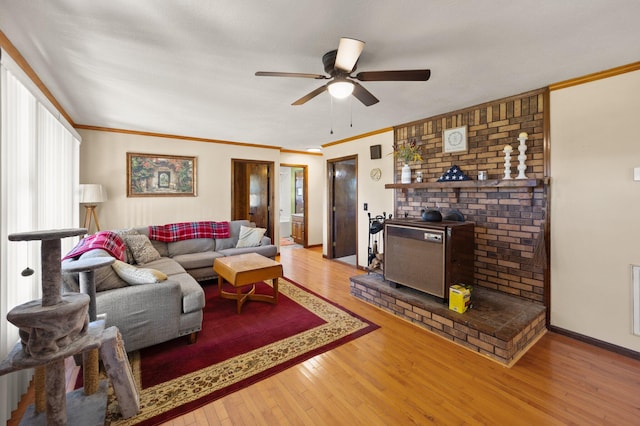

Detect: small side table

[213,253,283,314]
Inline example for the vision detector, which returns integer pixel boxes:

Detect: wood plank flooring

[163,247,640,425]
[10,246,640,425]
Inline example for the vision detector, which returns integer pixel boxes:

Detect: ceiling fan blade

[335,38,365,73]
[255,71,328,79]
[351,81,379,106]
[355,69,431,81]
[292,84,328,105]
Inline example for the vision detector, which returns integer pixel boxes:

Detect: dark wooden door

[329,157,357,258]
[248,163,269,232]
[232,160,273,240]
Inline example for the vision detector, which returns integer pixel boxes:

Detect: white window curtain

[0,52,80,423]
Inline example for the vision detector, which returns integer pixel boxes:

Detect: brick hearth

[350,274,546,366]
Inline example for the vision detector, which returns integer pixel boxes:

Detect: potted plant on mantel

[392,139,423,183]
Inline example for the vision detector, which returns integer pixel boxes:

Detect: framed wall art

[443,126,468,153]
[127,152,197,197]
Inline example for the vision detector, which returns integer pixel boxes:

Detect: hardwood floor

[163,247,640,425]
[10,246,640,425]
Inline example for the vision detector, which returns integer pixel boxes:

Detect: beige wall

[322,130,395,268]
[550,70,640,351]
[78,129,277,229]
[79,129,326,247]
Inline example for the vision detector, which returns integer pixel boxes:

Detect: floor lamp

[79,184,107,233]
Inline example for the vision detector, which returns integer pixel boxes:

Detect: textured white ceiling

[1,0,639,151]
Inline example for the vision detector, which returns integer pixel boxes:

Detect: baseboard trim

[549,325,640,360]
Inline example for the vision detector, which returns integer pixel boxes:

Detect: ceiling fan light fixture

[328,80,354,99]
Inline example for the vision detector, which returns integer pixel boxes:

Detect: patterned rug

[104,278,378,425]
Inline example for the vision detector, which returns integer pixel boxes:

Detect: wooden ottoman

[213,253,283,313]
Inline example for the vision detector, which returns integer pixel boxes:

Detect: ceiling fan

[255,37,431,107]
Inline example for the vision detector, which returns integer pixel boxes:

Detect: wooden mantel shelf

[385,177,549,202]
[384,177,548,190]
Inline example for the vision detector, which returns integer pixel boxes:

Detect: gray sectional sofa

[62,220,277,352]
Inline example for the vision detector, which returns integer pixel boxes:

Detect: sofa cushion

[168,238,215,257]
[214,237,235,251]
[218,244,277,259]
[111,260,168,285]
[112,228,139,264]
[215,220,252,250]
[125,256,204,314]
[236,226,266,248]
[172,251,224,270]
[123,233,162,264]
[186,266,218,282]
[134,226,169,257]
[142,257,188,276]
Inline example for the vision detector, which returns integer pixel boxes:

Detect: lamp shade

[327,80,354,99]
[79,184,107,204]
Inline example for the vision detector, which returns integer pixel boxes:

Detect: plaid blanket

[148,221,230,242]
[62,231,126,261]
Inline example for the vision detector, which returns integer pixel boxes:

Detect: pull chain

[350,96,353,128]
[330,95,334,134]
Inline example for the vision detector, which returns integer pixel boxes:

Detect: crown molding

[549,61,640,91]
[74,125,282,150]
[0,31,76,127]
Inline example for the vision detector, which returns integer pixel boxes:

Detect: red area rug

[105,277,378,425]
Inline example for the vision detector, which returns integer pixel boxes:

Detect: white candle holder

[503,145,513,180]
[516,132,528,179]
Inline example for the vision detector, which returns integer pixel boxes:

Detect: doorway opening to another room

[279,164,307,249]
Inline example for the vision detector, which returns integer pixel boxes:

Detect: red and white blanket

[148,221,230,242]
[62,231,126,261]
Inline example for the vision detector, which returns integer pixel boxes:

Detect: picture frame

[127,152,197,197]
[443,126,468,153]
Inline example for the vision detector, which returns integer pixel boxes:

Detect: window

[0,51,80,421]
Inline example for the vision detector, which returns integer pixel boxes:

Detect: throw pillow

[112,228,139,263]
[122,233,162,264]
[236,225,266,248]
[111,260,168,285]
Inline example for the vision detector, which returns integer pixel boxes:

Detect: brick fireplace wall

[392,88,549,304]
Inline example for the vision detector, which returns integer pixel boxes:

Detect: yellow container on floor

[449,284,470,313]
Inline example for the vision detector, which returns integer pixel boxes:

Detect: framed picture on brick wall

[443,126,467,153]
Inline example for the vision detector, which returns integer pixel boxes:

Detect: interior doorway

[279,164,308,248]
[231,159,275,241]
[327,155,357,265]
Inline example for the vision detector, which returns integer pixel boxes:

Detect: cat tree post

[1,228,139,424]
[2,229,95,425]
[62,256,116,395]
